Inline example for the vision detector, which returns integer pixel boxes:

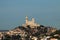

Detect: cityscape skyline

[0,0,60,30]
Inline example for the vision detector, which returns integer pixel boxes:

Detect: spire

[25,16,28,24]
[32,18,35,23]
[26,16,28,19]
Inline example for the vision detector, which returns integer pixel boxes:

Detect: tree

[40,25,44,27]
[27,25,31,29]
[54,30,60,34]
[4,34,11,40]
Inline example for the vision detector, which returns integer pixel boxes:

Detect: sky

[0,0,60,30]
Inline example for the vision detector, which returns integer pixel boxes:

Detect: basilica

[22,16,40,28]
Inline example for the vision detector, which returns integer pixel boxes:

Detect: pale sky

[0,0,60,30]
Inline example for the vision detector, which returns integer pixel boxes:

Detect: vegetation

[1,25,60,40]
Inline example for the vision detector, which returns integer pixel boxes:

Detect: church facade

[22,16,40,28]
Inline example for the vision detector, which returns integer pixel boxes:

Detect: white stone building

[22,16,40,28]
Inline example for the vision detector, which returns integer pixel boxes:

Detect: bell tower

[32,18,35,23]
[25,16,28,24]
